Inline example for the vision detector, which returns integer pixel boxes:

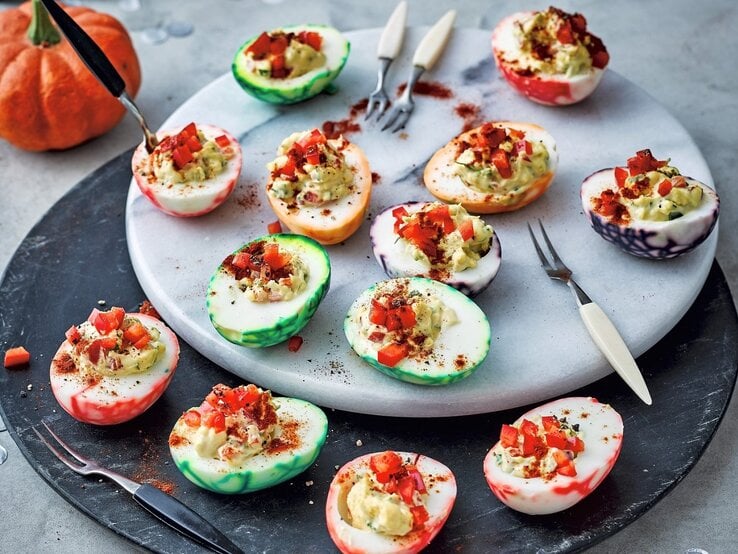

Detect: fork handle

[377,1,407,59]
[579,302,653,406]
[133,484,244,554]
[412,9,456,69]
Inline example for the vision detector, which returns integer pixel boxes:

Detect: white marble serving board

[126,28,717,417]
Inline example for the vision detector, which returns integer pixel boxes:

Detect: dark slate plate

[1,149,736,553]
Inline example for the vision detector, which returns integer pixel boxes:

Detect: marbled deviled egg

[370,202,501,297]
[326,451,456,554]
[232,24,350,104]
[132,122,242,217]
[581,149,719,259]
[169,383,328,493]
[265,128,372,245]
[344,277,490,385]
[207,234,330,347]
[50,307,179,425]
[424,121,557,214]
[492,7,609,105]
[483,397,623,515]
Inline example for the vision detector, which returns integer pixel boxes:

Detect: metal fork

[527,220,653,405]
[33,421,243,554]
[381,9,456,133]
[366,1,407,121]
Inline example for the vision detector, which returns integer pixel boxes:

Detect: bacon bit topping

[394,204,456,265]
[168,433,188,447]
[271,128,333,181]
[54,352,77,374]
[223,240,294,283]
[138,300,161,320]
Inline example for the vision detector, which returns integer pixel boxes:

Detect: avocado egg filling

[267,129,354,206]
[592,149,704,224]
[454,123,550,201]
[509,7,608,77]
[244,30,326,79]
[222,240,308,303]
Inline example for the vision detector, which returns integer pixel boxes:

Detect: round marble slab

[126,28,717,417]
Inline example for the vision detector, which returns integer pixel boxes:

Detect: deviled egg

[132,122,242,217]
[266,128,372,244]
[581,149,719,259]
[492,7,609,105]
[207,234,330,347]
[424,121,557,214]
[370,202,501,296]
[326,451,456,554]
[483,397,623,515]
[232,24,350,104]
[50,307,179,425]
[344,277,490,385]
[169,383,328,494]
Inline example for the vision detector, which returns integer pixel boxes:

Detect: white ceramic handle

[579,302,653,405]
[411,9,456,69]
[377,1,408,59]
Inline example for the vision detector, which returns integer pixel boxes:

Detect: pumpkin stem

[28,0,62,46]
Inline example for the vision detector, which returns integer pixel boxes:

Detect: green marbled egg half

[232,24,350,105]
[344,277,491,386]
[170,397,328,494]
[207,233,331,348]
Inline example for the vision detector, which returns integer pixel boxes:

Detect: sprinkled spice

[371,172,381,184]
[322,98,369,140]
[396,81,453,99]
[235,184,262,210]
[454,102,483,132]
[266,420,300,454]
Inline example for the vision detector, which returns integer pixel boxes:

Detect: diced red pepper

[287,336,303,352]
[567,436,585,453]
[508,128,525,141]
[368,331,385,342]
[369,300,387,326]
[673,175,687,188]
[298,129,327,149]
[279,157,297,177]
[522,433,546,458]
[410,505,429,530]
[180,122,198,139]
[172,145,193,170]
[557,461,577,477]
[202,411,226,433]
[406,465,427,493]
[370,451,403,477]
[133,335,150,350]
[94,308,125,335]
[520,419,538,437]
[214,135,230,148]
[541,415,560,432]
[400,222,437,258]
[627,149,666,176]
[271,54,285,73]
[4,346,30,368]
[392,206,409,234]
[491,149,512,179]
[263,243,290,270]
[426,205,455,234]
[305,144,321,165]
[298,31,322,50]
[123,322,149,344]
[269,35,288,55]
[658,179,673,197]
[186,135,202,153]
[235,384,260,407]
[591,50,609,70]
[556,22,575,44]
[397,476,416,504]
[232,251,252,269]
[500,424,519,448]
[267,220,283,235]
[377,343,409,367]
[183,409,201,427]
[246,32,271,58]
[384,311,402,332]
[396,305,416,329]
[65,325,81,345]
[545,431,568,450]
[570,13,587,34]
[458,220,474,241]
[614,166,629,188]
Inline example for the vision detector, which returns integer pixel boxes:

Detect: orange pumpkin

[0,0,141,151]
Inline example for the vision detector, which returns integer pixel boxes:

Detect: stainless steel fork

[527,220,653,405]
[366,1,407,121]
[33,421,243,554]
[381,9,456,133]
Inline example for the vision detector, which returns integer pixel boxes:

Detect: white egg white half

[326,452,457,554]
[169,396,328,494]
[581,168,719,259]
[483,396,623,515]
[344,277,491,385]
[492,12,606,106]
[370,202,502,297]
[266,143,372,245]
[206,234,331,348]
[132,123,243,217]
[424,121,558,214]
[50,313,179,425]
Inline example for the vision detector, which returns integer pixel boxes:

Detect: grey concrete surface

[1,0,736,552]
